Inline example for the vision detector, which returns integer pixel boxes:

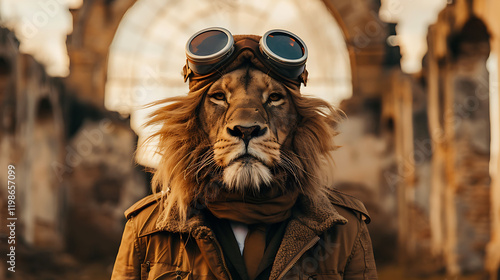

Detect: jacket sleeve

[343,220,378,280]
[111,217,142,280]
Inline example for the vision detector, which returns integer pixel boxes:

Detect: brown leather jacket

[111,190,378,280]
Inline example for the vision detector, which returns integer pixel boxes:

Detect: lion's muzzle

[218,105,276,191]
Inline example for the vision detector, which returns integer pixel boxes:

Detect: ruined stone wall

[426,5,491,276]
[0,27,66,251]
[391,0,497,277]
[0,27,148,278]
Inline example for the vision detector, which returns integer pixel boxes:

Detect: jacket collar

[294,193,348,233]
[136,193,347,238]
[134,193,348,280]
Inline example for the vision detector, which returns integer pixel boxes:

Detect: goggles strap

[183,61,193,82]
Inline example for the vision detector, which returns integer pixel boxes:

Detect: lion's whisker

[172,149,201,179]
[185,150,214,172]
[280,150,323,188]
[279,153,302,184]
[184,149,214,180]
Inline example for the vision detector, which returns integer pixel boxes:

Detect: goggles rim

[185,27,234,64]
[259,29,308,67]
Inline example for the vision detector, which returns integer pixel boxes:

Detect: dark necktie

[243,224,266,280]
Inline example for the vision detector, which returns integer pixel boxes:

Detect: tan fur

[143,67,342,226]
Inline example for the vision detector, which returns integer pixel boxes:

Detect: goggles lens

[188,30,229,56]
[265,32,304,60]
[184,28,307,83]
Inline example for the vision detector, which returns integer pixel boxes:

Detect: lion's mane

[144,83,341,226]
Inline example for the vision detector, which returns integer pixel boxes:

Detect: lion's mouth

[231,154,259,165]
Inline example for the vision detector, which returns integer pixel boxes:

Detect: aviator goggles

[184,27,308,84]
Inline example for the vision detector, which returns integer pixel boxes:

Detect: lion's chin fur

[222,158,272,192]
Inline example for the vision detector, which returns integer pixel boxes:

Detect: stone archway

[65,0,387,108]
[104,0,366,168]
[322,0,388,98]
[65,0,137,107]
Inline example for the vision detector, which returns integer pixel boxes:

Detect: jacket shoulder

[124,193,162,219]
[329,189,371,224]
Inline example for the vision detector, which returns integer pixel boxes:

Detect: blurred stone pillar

[486,50,500,280]
[484,0,500,278]
[445,16,491,275]
[443,59,460,276]
[424,5,492,276]
[391,72,416,259]
[427,24,446,259]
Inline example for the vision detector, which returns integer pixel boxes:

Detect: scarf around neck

[204,187,299,225]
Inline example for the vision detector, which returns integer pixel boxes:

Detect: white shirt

[229,222,249,255]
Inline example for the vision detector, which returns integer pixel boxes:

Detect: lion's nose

[227,125,267,144]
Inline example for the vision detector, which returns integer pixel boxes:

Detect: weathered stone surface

[0,27,148,279]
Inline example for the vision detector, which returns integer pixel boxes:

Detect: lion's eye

[210,92,226,101]
[268,93,284,102]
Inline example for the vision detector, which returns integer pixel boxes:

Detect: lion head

[145,38,341,225]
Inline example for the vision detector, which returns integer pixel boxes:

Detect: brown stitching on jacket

[130,217,144,266]
[360,223,378,279]
[344,214,363,269]
[359,224,368,279]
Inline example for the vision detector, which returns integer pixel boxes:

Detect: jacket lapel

[161,209,233,280]
[194,232,233,280]
[269,195,347,280]
[136,205,232,280]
